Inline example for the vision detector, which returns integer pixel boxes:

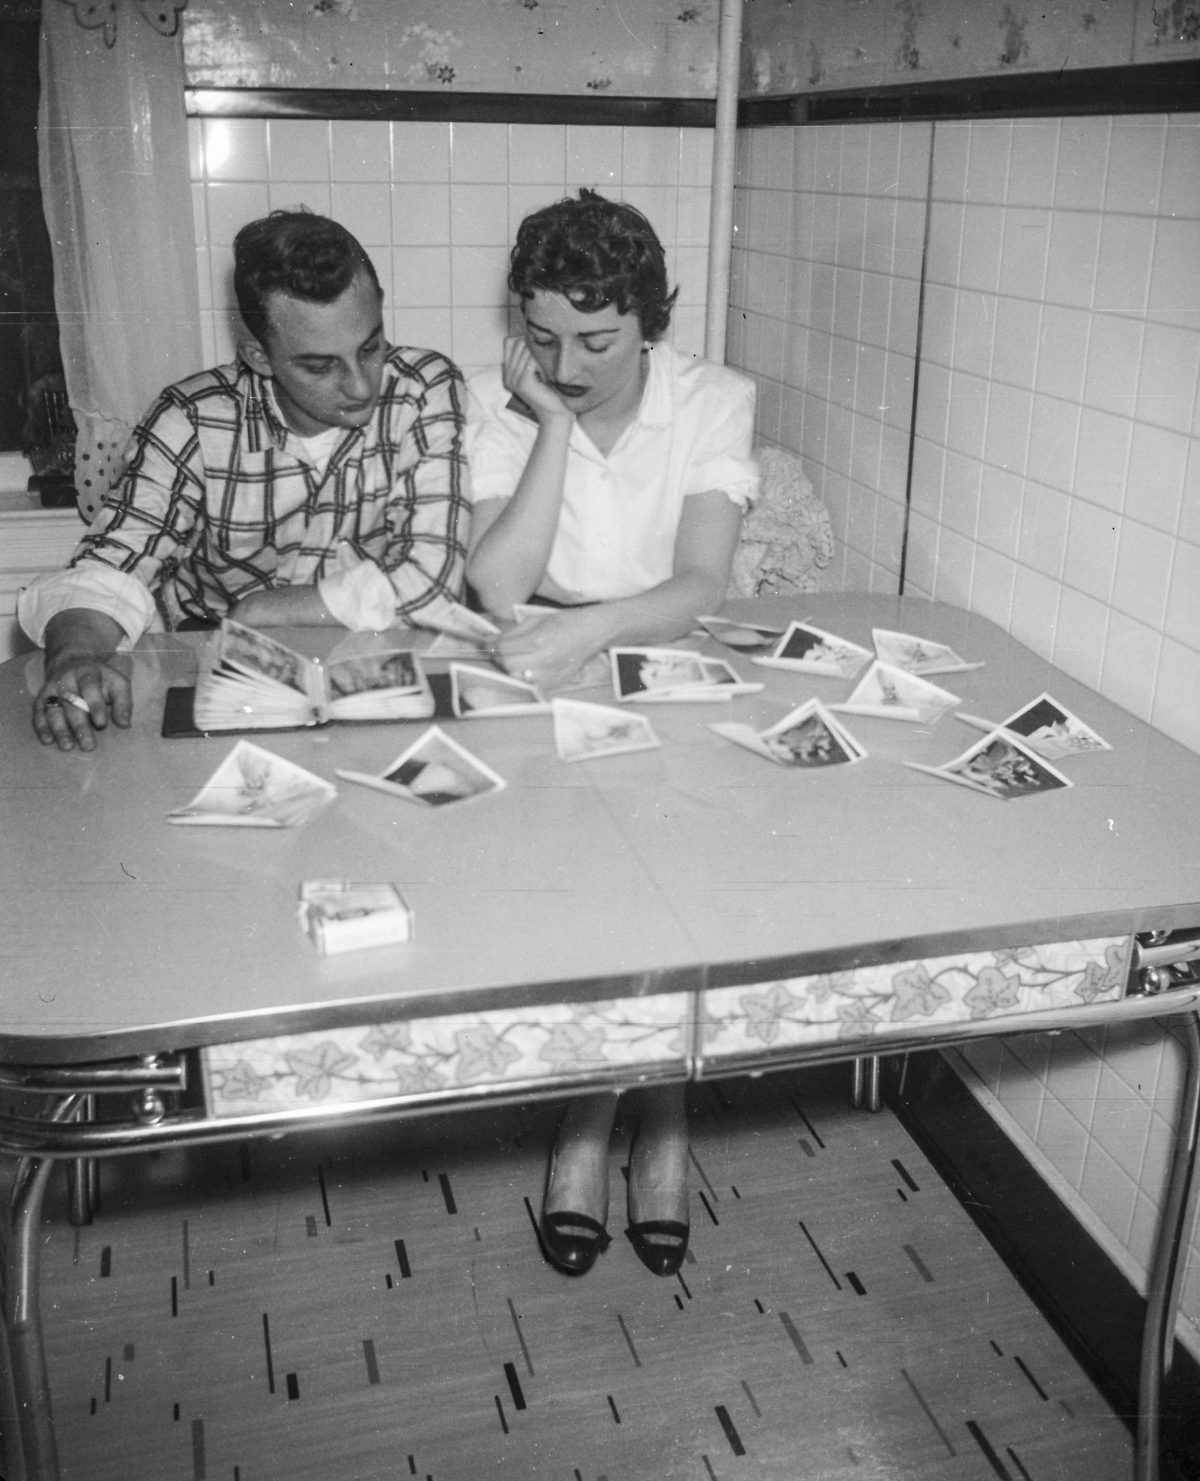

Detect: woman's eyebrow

[526,318,619,340]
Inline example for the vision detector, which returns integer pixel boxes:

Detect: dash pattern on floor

[36,1067,1134,1480]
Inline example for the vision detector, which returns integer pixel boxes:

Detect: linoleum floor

[36,1066,1134,1481]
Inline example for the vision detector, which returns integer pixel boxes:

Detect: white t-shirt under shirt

[465,344,759,603]
[292,425,345,476]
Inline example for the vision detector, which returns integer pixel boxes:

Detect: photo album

[172,620,435,734]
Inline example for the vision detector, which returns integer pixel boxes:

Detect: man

[20,210,469,751]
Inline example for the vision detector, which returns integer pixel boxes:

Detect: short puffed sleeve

[679,365,760,509]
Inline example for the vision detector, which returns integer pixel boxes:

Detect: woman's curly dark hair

[234,210,381,346]
[508,189,678,342]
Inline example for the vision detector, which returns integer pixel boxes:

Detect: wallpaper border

[186,60,1200,129]
[185,88,716,128]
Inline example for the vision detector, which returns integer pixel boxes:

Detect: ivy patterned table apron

[201,935,1133,1119]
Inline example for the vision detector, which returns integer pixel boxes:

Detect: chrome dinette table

[2,593,1198,1481]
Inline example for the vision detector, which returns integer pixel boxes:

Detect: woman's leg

[625,1080,690,1275]
[540,1091,619,1274]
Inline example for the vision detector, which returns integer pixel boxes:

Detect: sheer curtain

[38,2,201,520]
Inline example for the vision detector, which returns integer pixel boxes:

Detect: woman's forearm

[467,414,573,613]
[492,563,731,694]
[588,564,730,649]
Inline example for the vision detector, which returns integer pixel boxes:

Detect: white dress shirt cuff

[17,565,157,650]
[318,556,397,632]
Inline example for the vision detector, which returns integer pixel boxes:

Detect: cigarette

[60,692,90,713]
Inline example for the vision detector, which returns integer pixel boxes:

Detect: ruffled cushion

[727,446,835,598]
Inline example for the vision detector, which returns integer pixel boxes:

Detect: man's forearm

[228,584,336,628]
[44,608,128,667]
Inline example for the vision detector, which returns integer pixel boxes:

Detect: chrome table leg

[851,1055,883,1111]
[864,1054,882,1112]
[65,1096,97,1227]
[1136,1012,1200,1481]
[2,1156,59,1481]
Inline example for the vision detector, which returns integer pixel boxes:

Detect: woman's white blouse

[465,345,759,603]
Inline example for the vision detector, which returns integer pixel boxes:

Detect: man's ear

[239,334,273,378]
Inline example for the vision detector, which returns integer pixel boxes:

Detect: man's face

[247,270,386,437]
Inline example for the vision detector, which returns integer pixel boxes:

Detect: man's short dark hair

[508,189,678,342]
[234,210,382,346]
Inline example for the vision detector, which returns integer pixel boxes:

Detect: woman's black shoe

[539,1208,612,1275]
[625,1218,689,1277]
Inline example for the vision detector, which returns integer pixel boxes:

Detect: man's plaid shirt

[28,346,468,639]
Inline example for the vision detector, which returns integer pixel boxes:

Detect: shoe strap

[626,1219,689,1240]
[545,1209,609,1239]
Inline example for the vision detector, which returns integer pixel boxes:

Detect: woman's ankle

[545,1109,613,1222]
[628,1132,689,1225]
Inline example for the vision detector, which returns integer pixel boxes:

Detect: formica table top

[2,594,1198,1063]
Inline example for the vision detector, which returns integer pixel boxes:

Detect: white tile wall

[730,122,931,591]
[729,109,1200,1346]
[956,1018,1200,1357]
[918,114,1200,1346]
[189,118,713,378]
[919,112,1200,1347]
[911,115,1200,758]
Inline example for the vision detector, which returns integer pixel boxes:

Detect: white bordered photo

[416,600,501,643]
[711,698,866,769]
[830,660,960,725]
[449,663,550,718]
[511,603,562,624]
[337,726,507,808]
[751,621,873,679]
[955,692,1111,761]
[695,614,788,654]
[167,741,337,827]
[552,698,662,762]
[697,656,765,696]
[871,627,985,676]
[905,729,1073,799]
[609,646,727,703]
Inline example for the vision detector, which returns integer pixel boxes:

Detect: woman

[466,190,759,1277]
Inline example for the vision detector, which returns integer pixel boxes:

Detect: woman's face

[521,290,646,421]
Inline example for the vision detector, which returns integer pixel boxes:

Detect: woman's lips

[552,383,588,398]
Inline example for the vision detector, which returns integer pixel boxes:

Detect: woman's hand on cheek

[503,337,574,426]
[495,606,612,692]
